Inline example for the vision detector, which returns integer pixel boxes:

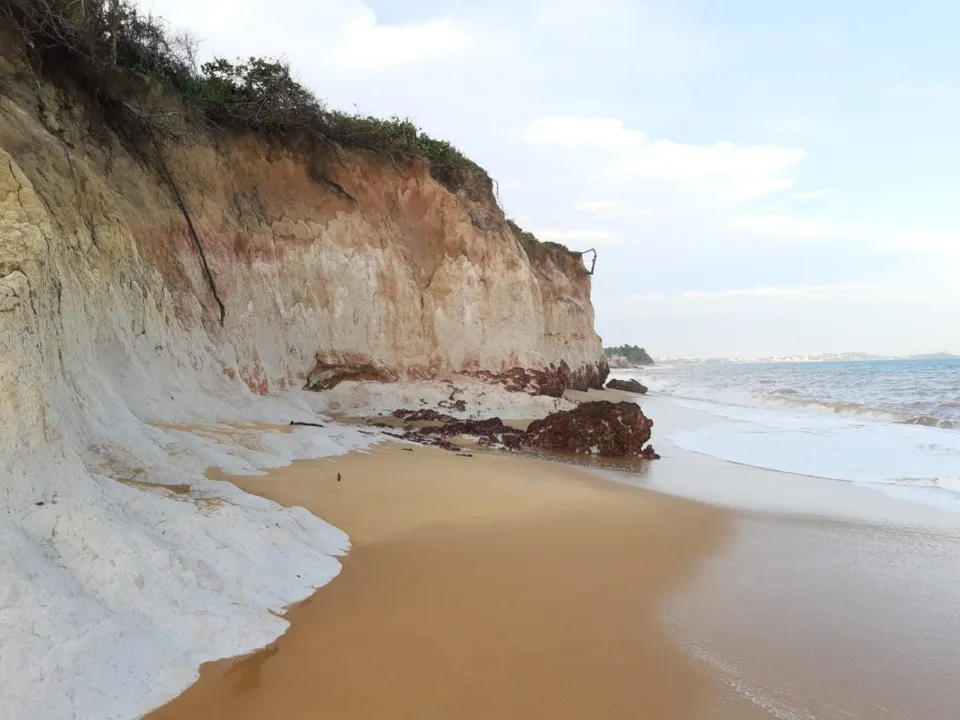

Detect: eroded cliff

[0,58,604,407]
[0,23,607,718]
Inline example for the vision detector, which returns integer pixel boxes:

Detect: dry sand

[147,442,730,720]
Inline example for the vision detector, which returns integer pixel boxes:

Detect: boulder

[606,378,648,394]
[522,401,654,457]
[390,400,659,459]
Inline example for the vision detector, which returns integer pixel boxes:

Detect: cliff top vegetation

[0,0,481,180]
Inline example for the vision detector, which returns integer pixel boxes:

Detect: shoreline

[146,442,731,719]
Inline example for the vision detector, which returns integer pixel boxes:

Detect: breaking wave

[613,359,960,509]
[633,359,960,431]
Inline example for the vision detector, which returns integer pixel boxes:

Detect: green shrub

[322,111,479,172]
[1,0,481,175]
[508,221,572,254]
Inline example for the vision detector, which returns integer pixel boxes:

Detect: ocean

[614,359,960,511]
[606,362,960,719]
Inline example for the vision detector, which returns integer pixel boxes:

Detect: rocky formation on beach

[388,400,659,459]
[524,401,655,457]
[469,359,610,398]
[606,378,649,394]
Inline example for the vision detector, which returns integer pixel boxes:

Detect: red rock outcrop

[606,378,648,394]
[470,359,610,397]
[392,400,658,459]
[523,401,655,457]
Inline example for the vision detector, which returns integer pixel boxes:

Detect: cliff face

[1,69,603,416]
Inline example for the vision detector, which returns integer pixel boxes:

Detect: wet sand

[147,443,730,719]
[593,392,960,720]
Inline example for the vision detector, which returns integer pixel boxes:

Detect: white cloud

[334,9,471,72]
[891,83,954,101]
[140,0,470,73]
[524,117,631,150]
[575,200,619,212]
[525,116,806,202]
[534,229,622,246]
[625,284,955,303]
[729,213,846,239]
[890,233,960,258]
[793,188,836,201]
[573,200,642,218]
[528,0,707,75]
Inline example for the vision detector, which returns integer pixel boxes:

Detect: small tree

[604,345,655,365]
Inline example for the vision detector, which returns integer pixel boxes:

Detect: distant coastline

[654,352,960,366]
[603,344,656,368]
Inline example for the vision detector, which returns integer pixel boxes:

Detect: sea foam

[613,360,960,510]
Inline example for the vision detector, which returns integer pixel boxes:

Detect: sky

[140,0,960,358]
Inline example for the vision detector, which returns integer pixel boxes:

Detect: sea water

[611,361,960,718]
[614,359,960,510]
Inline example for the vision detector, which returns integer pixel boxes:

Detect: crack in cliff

[53,274,66,368]
[29,93,98,253]
[51,100,100,251]
[315,175,357,203]
[249,185,270,226]
[305,148,358,203]
[231,191,254,235]
[259,187,284,265]
[150,139,226,327]
[7,158,24,207]
[4,149,55,368]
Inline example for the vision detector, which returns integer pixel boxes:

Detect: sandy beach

[144,390,960,720]
[147,442,730,719]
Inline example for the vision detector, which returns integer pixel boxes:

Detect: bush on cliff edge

[0,0,481,179]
